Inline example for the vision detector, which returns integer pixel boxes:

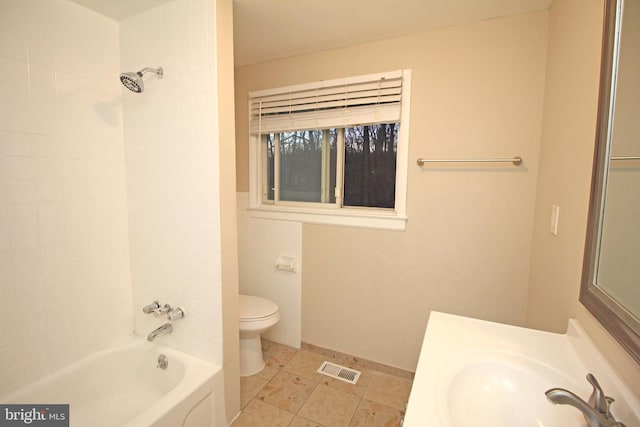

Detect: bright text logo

[0,405,68,427]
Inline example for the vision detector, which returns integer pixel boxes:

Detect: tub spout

[147,323,172,341]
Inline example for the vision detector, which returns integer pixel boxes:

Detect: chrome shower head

[119,67,163,93]
[120,72,143,93]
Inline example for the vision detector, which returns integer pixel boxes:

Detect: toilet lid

[239,295,278,320]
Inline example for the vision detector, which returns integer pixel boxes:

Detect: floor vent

[317,361,361,384]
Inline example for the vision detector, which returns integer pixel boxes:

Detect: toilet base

[239,334,266,377]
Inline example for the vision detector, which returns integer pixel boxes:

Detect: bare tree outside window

[279,130,337,202]
[263,123,397,208]
[344,124,398,208]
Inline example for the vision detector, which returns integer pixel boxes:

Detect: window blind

[249,70,404,134]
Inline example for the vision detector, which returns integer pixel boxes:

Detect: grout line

[237,340,410,426]
[301,341,415,380]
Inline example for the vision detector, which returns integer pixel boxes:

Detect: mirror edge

[580,0,640,365]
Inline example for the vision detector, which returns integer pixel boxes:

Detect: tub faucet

[147,323,172,341]
[545,374,626,427]
[142,301,160,314]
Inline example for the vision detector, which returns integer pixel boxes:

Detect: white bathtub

[1,338,226,427]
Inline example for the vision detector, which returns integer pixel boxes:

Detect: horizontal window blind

[249,70,404,134]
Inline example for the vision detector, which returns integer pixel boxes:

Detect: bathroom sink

[442,355,584,426]
[403,312,640,427]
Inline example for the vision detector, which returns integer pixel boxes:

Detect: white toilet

[238,294,280,377]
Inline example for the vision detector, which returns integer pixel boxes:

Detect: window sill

[247,205,407,231]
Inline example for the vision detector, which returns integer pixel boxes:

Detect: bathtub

[1,338,226,427]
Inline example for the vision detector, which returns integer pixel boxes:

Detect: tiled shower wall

[120,0,223,364]
[0,0,132,394]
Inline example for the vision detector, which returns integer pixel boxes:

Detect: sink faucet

[147,323,172,341]
[545,374,626,427]
[586,373,608,414]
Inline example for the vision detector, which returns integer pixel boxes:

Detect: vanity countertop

[403,311,640,427]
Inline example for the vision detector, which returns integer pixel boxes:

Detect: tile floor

[232,340,414,427]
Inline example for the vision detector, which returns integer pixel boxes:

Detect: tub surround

[0,0,238,421]
[120,0,224,366]
[0,0,131,394]
[120,0,239,419]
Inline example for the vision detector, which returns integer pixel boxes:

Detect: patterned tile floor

[232,340,414,427]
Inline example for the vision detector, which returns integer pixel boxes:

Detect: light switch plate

[550,205,560,236]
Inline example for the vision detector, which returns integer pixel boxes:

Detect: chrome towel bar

[416,156,523,166]
[611,156,640,160]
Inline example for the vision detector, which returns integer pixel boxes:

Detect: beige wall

[236,11,549,370]
[525,0,603,333]
[526,0,640,398]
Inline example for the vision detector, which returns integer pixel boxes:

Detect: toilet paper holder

[275,255,296,272]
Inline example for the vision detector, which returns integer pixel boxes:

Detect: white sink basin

[403,312,640,427]
[443,354,584,426]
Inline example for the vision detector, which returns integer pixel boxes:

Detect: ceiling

[234,0,551,66]
[69,0,174,21]
[70,0,552,66]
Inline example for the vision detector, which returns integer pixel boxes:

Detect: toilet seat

[238,294,280,376]
[239,295,278,321]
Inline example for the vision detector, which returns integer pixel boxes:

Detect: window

[248,70,411,230]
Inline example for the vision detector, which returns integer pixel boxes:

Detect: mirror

[581,0,640,364]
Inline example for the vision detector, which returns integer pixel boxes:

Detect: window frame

[247,70,411,231]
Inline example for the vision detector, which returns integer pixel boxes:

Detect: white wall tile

[10,248,40,273]
[0,0,28,37]
[0,30,28,61]
[35,180,62,203]
[9,226,39,251]
[0,321,21,347]
[0,0,130,394]
[2,157,39,180]
[0,229,11,253]
[0,56,29,85]
[1,0,222,394]
[18,311,48,338]
[0,82,29,109]
[0,346,23,371]
[237,192,302,348]
[6,203,37,227]
[0,365,26,396]
[40,244,68,268]
[121,0,222,364]
[0,106,30,133]
[27,34,56,68]
[0,204,8,229]
[12,268,41,295]
[15,290,46,320]
[4,181,37,204]
[38,222,65,246]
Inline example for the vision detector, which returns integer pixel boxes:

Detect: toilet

[238,294,280,377]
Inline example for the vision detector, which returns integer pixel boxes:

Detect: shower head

[119,67,163,93]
